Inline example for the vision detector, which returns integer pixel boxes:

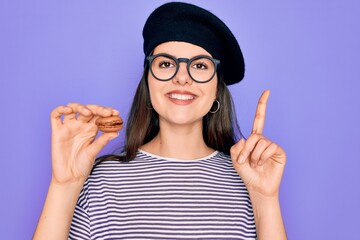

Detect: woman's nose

[172,62,193,85]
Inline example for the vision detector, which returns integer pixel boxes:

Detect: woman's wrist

[50,170,88,189]
[250,192,280,224]
[49,179,84,203]
[249,190,279,205]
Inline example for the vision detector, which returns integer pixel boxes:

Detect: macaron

[95,116,123,132]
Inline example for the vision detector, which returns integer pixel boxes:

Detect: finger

[89,115,101,124]
[86,104,114,118]
[65,103,93,122]
[63,103,84,122]
[76,107,93,122]
[87,132,119,158]
[63,112,76,122]
[252,89,270,135]
[238,134,263,166]
[250,138,272,166]
[259,143,285,165]
[77,113,93,122]
[112,109,120,116]
[50,106,73,128]
[67,103,92,117]
[230,138,246,164]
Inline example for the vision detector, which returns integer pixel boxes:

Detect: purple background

[1,0,359,239]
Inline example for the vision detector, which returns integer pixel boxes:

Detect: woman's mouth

[166,91,197,105]
[168,93,195,100]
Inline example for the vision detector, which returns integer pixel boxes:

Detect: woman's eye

[193,63,208,70]
[159,61,174,68]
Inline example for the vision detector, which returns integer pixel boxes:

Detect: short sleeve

[68,181,91,239]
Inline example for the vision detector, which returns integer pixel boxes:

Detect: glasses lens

[189,57,216,82]
[151,55,177,80]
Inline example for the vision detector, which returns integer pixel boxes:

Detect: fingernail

[83,108,91,114]
[237,154,244,164]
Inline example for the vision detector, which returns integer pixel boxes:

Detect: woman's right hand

[50,103,120,186]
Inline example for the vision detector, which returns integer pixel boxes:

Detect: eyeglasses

[146,53,220,83]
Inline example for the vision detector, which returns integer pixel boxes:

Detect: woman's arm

[250,193,286,240]
[231,90,287,239]
[33,180,84,240]
[33,103,119,239]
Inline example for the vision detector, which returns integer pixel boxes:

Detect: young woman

[34,2,287,239]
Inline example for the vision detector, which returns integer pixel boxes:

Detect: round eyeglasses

[146,53,220,83]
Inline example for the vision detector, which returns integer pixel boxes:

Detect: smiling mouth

[167,93,196,100]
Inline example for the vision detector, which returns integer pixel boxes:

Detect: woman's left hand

[231,90,286,198]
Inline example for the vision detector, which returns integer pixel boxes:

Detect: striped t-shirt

[69,150,257,239]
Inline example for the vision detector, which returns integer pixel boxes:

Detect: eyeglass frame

[146,53,221,83]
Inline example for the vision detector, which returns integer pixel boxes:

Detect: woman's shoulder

[90,151,152,173]
[207,150,234,166]
[94,153,126,164]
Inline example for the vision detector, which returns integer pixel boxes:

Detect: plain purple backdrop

[1,0,359,239]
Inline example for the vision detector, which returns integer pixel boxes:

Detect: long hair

[122,66,243,161]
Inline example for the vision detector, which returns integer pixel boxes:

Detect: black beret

[142,2,245,85]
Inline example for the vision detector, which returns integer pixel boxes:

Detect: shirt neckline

[138,149,219,162]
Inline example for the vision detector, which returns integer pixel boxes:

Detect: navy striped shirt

[69,150,257,239]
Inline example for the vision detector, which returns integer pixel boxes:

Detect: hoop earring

[209,99,220,114]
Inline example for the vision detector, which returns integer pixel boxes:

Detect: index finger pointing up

[252,89,270,134]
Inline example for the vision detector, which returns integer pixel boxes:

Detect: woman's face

[148,41,218,126]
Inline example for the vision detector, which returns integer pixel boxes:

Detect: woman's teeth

[168,93,195,100]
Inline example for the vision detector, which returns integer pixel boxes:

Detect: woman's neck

[140,121,214,160]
